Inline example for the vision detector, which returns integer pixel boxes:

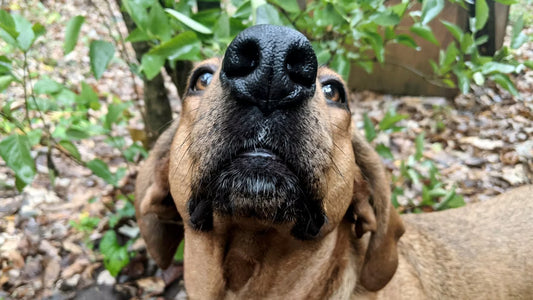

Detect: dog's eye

[322,83,343,103]
[193,72,213,91]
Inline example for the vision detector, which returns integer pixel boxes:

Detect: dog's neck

[183,220,360,299]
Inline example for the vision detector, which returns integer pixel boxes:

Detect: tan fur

[135,59,533,299]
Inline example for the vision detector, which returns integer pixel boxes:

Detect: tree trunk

[116,0,172,146]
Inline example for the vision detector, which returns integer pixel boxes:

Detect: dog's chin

[211,153,302,222]
[188,149,327,240]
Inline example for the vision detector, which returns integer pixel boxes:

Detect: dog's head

[136,24,404,292]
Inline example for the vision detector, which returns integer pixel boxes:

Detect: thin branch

[89,0,149,129]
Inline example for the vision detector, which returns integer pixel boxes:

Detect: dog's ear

[135,122,183,269]
[349,130,405,291]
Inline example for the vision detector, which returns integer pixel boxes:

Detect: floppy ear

[350,130,405,291]
[135,122,183,269]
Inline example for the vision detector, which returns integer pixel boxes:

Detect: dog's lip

[238,148,280,160]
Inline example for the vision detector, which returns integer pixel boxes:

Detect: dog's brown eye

[322,83,341,103]
[193,72,213,91]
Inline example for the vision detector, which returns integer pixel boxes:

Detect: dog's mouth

[238,148,280,160]
[187,137,327,239]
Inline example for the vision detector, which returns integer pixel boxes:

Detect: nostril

[223,39,260,78]
[285,43,317,88]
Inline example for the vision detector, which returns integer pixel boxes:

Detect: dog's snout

[220,24,317,114]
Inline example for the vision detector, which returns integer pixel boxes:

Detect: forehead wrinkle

[193,57,221,70]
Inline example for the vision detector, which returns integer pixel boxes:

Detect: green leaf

[121,0,151,31]
[89,40,115,80]
[453,68,470,94]
[148,3,171,41]
[34,78,64,95]
[0,75,13,91]
[414,133,425,161]
[27,129,42,146]
[440,42,458,73]
[99,230,130,277]
[364,31,384,63]
[32,23,45,39]
[0,10,18,39]
[315,3,344,27]
[174,240,185,262]
[460,34,475,54]
[490,73,518,96]
[0,134,36,191]
[475,0,488,31]
[214,13,230,41]
[269,0,300,13]
[66,128,91,140]
[421,0,444,25]
[149,31,201,62]
[105,103,129,130]
[373,11,401,26]
[434,186,465,210]
[511,14,528,49]
[140,54,165,80]
[0,55,11,74]
[473,72,485,85]
[396,34,418,49]
[123,142,148,162]
[12,14,35,51]
[391,0,409,17]
[330,54,351,82]
[363,113,377,142]
[64,16,85,55]
[493,0,517,3]
[379,109,408,130]
[410,24,439,46]
[58,140,81,160]
[441,20,463,41]
[376,143,394,160]
[356,60,373,73]
[165,8,213,34]
[78,82,100,109]
[125,28,151,43]
[233,0,252,19]
[87,159,116,186]
[481,62,516,75]
[256,4,282,25]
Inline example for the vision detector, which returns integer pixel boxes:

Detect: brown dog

[135,25,533,299]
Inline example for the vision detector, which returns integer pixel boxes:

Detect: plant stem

[22,52,31,128]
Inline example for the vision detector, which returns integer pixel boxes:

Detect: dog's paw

[188,199,214,231]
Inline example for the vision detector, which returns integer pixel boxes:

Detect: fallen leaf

[460,137,504,150]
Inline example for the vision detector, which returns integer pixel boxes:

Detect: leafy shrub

[363,108,466,212]
[127,0,530,94]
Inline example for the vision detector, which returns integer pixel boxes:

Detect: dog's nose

[220,25,317,114]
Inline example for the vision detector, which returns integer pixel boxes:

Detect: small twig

[89,0,149,128]
[267,1,298,28]
[0,111,27,134]
[22,53,31,127]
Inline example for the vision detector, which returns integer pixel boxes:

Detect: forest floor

[0,0,532,299]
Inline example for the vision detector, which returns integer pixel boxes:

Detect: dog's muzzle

[188,25,327,240]
[220,24,318,115]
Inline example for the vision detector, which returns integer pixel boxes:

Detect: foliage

[363,108,465,213]
[0,8,145,276]
[124,0,530,95]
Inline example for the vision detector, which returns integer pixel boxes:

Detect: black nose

[220,25,317,114]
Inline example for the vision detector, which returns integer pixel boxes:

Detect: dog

[135,25,533,299]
